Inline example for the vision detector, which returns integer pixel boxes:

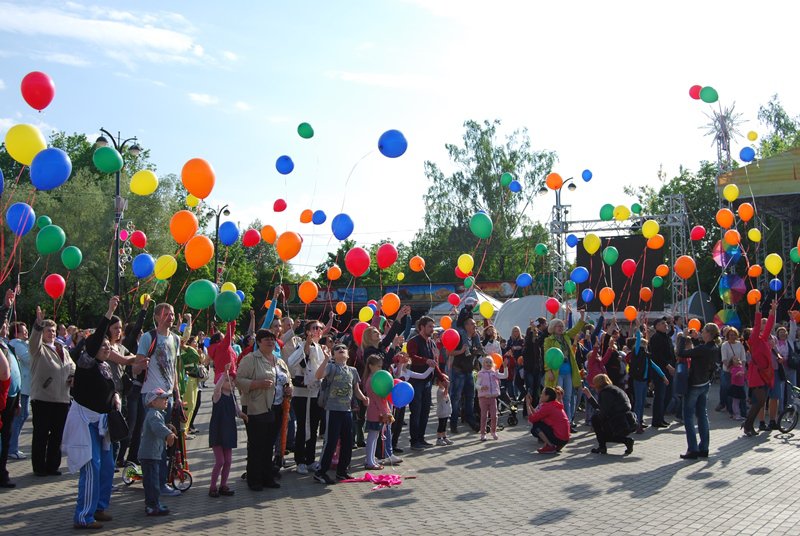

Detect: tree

[757,95,800,158]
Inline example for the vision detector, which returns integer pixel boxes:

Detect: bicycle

[120,433,193,491]
[778,382,800,433]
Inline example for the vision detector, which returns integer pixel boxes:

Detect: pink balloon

[119,229,129,241]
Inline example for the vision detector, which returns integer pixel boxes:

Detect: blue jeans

[141,459,161,509]
[141,393,172,488]
[653,371,673,424]
[408,378,433,444]
[719,370,732,414]
[524,371,541,406]
[74,421,114,525]
[557,374,573,421]
[633,380,648,425]
[683,382,710,453]
[448,372,475,429]
[9,393,29,454]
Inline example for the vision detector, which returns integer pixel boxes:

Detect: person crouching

[526,386,570,454]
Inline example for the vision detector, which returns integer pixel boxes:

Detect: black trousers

[31,399,70,474]
[391,406,405,448]
[319,410,353,475]
[119,384,145,464]
[189,388,202,429]
[0,393,19,482]
[245,407,281,488]
[292,397,322,466]
[590,414,629,449]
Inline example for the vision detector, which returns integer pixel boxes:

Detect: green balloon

[370,369,394,398]
[563,280,576,294]
[186,279,218,309]
[631,203,642,214]
[599,204,614,221]
[215,290,242,321]
[464,276,475,288]
[652,275,664,288]
[470,212,493,239]
[791,247,800,263]
[93,146,124,174]
[534,243,548,256]
[602,246,619,265]
[700,86,719,104]
[500,172,514,187]
[61,246,82,270]
[545,347,564,370]
[36,215,52,230]
[36,224,66,255]
[297,122,314,139]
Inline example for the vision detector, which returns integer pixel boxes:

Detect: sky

[1,0,799,276]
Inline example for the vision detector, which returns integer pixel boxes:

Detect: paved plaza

[2,389,799,535]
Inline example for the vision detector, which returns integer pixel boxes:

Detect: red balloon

[273,199,287,212]
[344,247,370,277]
[21,71,56,111]
[447,293,460,306]
[621,258,637,278]
[44,273,66,299]
[455,266,469,279]
[690,225,706,241]
[242,229,260,247]
[130,230,147,249]
[689,85,702,100]
[353,321,369,345]
[545,297,560,315]
[376,243,398,270]
[442,328,461,351]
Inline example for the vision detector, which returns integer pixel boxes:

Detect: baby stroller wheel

[778,406,798,433]
[171,470,193,491]
[507,414,518,426]
[122,462,138,486]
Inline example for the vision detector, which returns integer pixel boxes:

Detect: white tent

[493,295,579,339]
[426,288,504,321]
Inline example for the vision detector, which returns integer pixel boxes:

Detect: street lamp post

[539,178,577,301]
[94,129,141,296]
[213,205,230,285]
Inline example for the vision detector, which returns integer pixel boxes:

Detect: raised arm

[123,296,151,355]
[260,287,282,329]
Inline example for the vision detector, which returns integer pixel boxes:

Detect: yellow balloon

[154,255,178,280]
[765,253,783,276]
[186,194,200,207]
[479,301,494,319]
[723,184,739,203]
[130,170,159,196]
[747,131,758,142]
[359,306,374,322]
[613,205,631,221]
[457,253,474,274]
[583,233,600,255]
[747,228,762,243]
[221,282,237,293]
[4,124,46,166]
[139,293,151,305]
[641,219,660,239]
[397,272,405,281]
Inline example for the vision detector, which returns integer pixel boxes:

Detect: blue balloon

[132,253,155,279]
[218,221,240,246]
[203,337,211,348]
[312,210,327,225]
[516,273,533,287]
[582,169,593,182]
[391,381,414,407]
[179,323,187,333]
[368,303,378,313]
[769,278,782,292]
[276,155,294,174]
[331,213,354,240]
[570,266,590,284]
[6,202,35,236]
[236,290,245,302]
[581,288,594,303]
[509,180,522,193]
[30,148,72,191]
[566,234,578,247]
[0,167,4,196]
[378,129,408,158]
[740,147,755,163]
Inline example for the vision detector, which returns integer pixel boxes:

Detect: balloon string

[338,150,374,214]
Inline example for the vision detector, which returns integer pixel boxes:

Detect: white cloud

[0,78,5,90]
[234,101,252,111]
[188,92,219,106]
[222,50,238,61]
[0,117,14,132]
[39,52,90,67]
[326,70,436,91]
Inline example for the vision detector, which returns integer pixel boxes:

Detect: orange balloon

[674,255,696,279]
[264,298,271,308]
[261,225,277,244]
[440,316,452,329]
[184,235,214,269]
[599,287,615,307]
[716,208,734,229]
[624,306,637,322]
[275,232,302,262]
[334,301,347,315]
[491,353,503,369]
[655,264,669,277]
[170,210,199,244]
[687,318,702,331]
[738,202,754,223]
[747,265,762,278]
[298,281,319,304]
[381,293,401,316]
[647,234,665,250]
[746,290,761,306]
[724,229,741,246]
[181,158,216,199]
[274,308,282,319]
[327,264,342,281]
[409,255,425,272]
[639,287,653,302]
[546,172,563,190]
[796,288,800,303]
[300,209,313,224]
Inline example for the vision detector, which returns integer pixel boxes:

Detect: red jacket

[748,311,775,388]
[528,399,570,442]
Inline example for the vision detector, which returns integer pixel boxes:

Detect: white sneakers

[296,463,309,475]
[382,455,403,464]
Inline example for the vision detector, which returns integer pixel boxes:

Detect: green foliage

[757,95,800,158]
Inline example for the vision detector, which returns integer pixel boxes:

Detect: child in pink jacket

[476,356,508,440]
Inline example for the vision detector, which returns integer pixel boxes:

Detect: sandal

[364,464,384,470]
[208,488,219,498]
[219,486,235,496]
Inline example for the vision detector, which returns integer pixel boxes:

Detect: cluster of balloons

[371,370,414,407]
[688,84,719,104]
[500,172,522,193]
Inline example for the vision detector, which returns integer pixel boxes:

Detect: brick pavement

[2,388,800,535]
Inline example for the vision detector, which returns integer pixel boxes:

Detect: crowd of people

[0,285,796,529]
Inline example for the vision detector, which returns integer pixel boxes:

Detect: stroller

[496,387,519,426]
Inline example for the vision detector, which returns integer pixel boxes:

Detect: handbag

[107,409,129,443]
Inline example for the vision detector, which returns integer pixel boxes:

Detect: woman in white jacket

[287,321,326,475]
